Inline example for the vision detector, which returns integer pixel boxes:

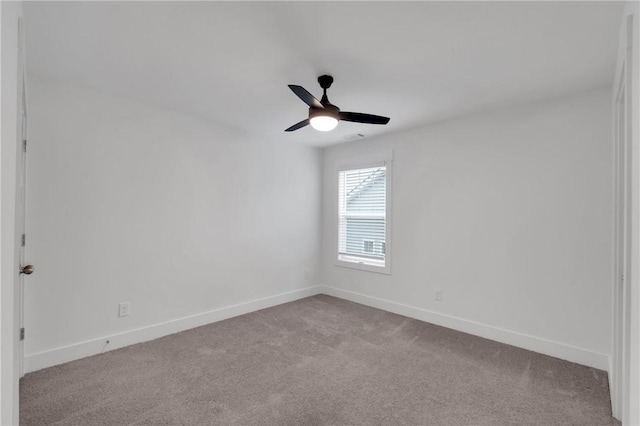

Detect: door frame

[611,45,630,421]
[611,9,638,423]
[1,3,25,425]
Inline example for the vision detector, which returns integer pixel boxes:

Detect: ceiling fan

[285,75,390,132]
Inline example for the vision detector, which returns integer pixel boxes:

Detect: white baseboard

[319,285,610,371]
[24,286,322,373]
[25,284,610,374]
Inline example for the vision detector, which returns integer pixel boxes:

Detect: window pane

[342,217,385,259]
[341,167,386,212]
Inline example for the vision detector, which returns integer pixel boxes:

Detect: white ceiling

[24,1,624,147]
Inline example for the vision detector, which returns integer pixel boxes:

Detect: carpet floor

[20,295,618,425]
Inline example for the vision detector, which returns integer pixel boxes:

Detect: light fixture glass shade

[310,115,338,131]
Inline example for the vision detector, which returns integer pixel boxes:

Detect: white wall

[23,76,321,371]
[321,87,613,369]
[1,1,23,424]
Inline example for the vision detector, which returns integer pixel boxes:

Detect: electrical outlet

[435,289,443,302]
[118,302,131,317]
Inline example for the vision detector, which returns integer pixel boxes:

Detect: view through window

[338,165,387,269]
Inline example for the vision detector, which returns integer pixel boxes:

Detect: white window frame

[335,151,392,275]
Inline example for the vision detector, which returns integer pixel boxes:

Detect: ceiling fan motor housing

[310,103,339,120]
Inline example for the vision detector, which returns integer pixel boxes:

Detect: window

[337,160,391,273]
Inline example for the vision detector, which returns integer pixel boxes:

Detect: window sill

[335,256,391,275]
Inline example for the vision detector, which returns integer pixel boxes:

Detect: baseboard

[25,285,610,374]
[319,285,610,371]
[24,286,322,373]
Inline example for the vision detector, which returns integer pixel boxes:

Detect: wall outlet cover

[118,302,131,317]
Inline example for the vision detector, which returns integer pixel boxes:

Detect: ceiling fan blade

[340,112,390,125]
[285,118,310,132]
[288,85,323,109]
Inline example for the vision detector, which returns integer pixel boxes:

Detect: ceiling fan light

[310,115,338,132]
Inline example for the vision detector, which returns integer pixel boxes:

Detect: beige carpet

[20,295,618,425]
